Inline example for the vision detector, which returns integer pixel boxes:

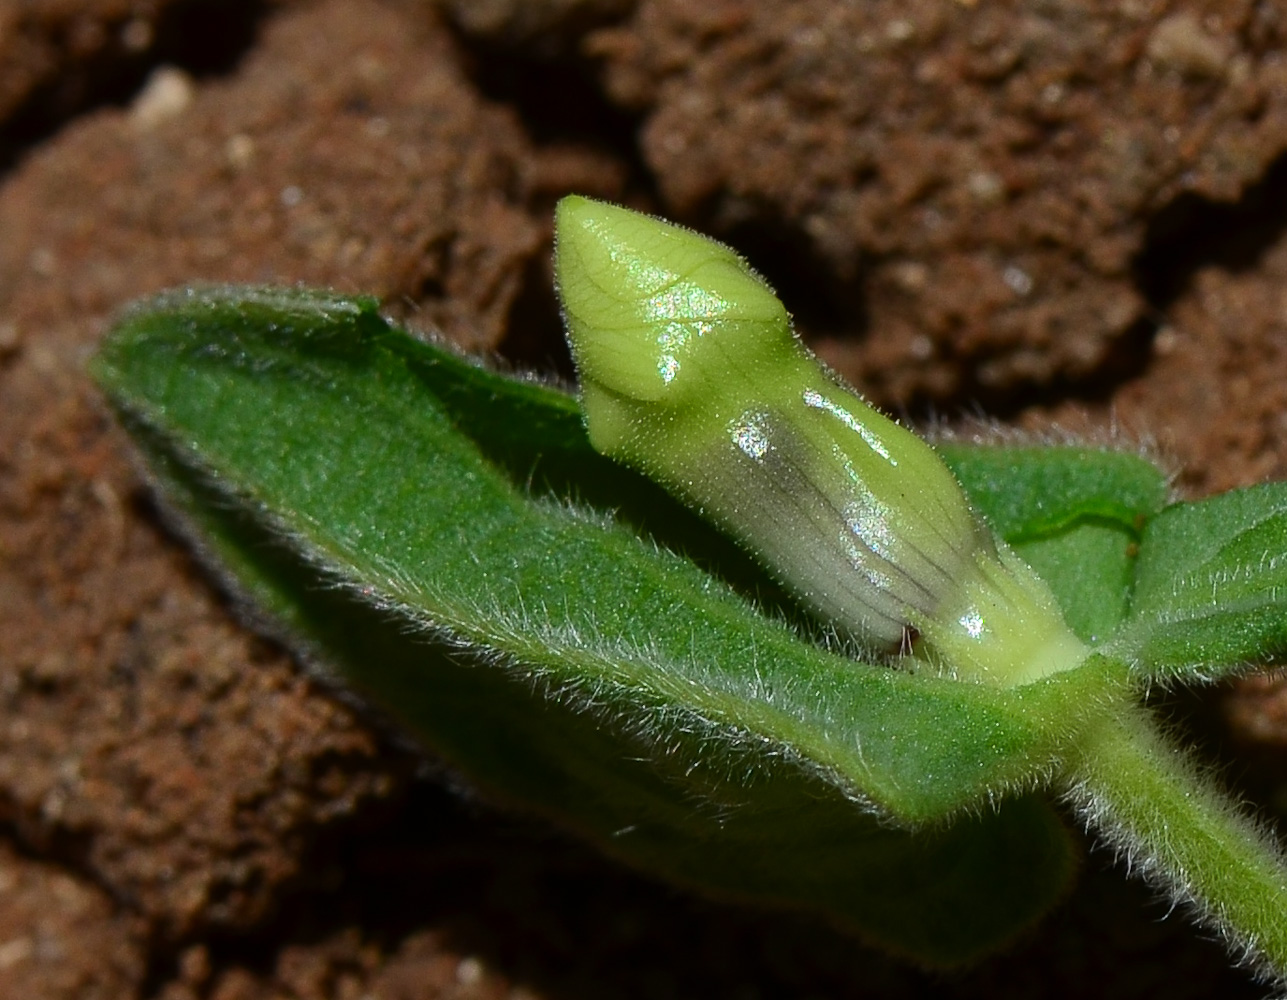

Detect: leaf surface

[94,286,1138,962]
[1112,483,1287,680]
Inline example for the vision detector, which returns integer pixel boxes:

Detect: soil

[5,0,1287,997]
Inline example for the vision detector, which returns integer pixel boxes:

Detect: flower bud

[555,195,1086,686]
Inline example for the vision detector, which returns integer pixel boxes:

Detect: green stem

[1061,699,1287,981]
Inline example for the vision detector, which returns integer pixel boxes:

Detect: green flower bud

[555,195,1087,687]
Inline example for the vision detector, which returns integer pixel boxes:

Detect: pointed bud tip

[554,196,790,408]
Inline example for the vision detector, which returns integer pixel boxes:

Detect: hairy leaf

[92,286,1119,963]
[1112,483,1287,680]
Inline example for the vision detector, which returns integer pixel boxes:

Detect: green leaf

[93,286,1128,964]
[937,443,1168,543]
[1013,523,1137,646]
[124,416,1080,966]
[1110,483,1287,680]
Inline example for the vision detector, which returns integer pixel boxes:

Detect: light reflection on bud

[555,194,1089,687]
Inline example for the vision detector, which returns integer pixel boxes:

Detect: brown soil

[4,1,1287,996]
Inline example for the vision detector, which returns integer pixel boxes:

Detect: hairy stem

[1062,699,1287,981]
